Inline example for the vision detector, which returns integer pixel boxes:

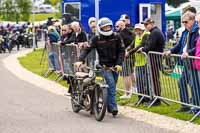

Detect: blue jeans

[178,60,200,106]
[178,64,190,104]
[48,52,56,70]
[101,70,118,110]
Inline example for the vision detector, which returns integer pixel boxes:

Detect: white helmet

[97,17,113,36]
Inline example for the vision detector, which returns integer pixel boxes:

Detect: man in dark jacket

[164,12,200,112]
[88,17,96,40]
[75,17,125,116]
[140,18,165,105]
[115,20,135,99]
[120,14,134,32]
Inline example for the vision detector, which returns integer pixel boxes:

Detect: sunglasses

[182,21,188,24]
[62,29,67,31]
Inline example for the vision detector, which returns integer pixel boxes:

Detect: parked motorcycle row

[0,24,43,53]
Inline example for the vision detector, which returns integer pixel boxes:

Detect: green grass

[18,49,67,87]
[29,13,60,21]
[0,13,60,22]
[18,49,200,124]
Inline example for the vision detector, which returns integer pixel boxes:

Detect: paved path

[0,46,199,133]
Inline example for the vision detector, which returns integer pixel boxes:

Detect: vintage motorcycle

[68,64,110,121]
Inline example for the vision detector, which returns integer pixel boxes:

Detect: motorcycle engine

[83,94,91,111]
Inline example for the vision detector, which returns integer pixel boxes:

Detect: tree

[44,0,51,4]
[0,0,32,22]
[49,0,61,6]
[166,0,189,7]
[16,0,32,21]
[0,0,16,21]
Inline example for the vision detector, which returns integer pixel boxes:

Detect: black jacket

[63,31,87,44]
[79,33,125,67]
[143,26,165,53]
[119,28,134,48]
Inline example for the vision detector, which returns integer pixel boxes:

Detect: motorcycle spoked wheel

[70,84,82,113]
[93,87,107,121]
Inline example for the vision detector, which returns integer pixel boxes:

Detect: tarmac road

[0,50,175,133]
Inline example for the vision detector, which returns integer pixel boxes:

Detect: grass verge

[29,13,59,22]
[18,49,67,87]
[18,49,200,124]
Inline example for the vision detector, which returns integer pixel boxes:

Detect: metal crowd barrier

[44,42,200,122]
[85,49,96,68]
[45,43,92,80]
[148,51,200,122]
[45,42,62,78]
[61,44,80,76]
[117,52,154,106]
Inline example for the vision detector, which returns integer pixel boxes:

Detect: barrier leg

[147,97,158,108]
[161,99,170,106]
[57,75,65,82]
[190,111,200,122]
[148,97,170,108]
[55,74,62,81]
[44,69,54,77]
[135,95,145,107]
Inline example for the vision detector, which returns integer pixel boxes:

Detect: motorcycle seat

[75,72,89,78]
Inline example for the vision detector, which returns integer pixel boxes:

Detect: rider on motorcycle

[75,17,125,116]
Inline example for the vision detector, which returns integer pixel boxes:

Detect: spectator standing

[167,26,174,41]
[59,24,73,45]
[63,21,87,49]
[47,25,60,70]
[141,18,165,105]
[120,14,134,32]
[126,23,151,103]
[87,17,97,68]
[164,12,199,112]
[115,20,135,99]
[88,17,96,40]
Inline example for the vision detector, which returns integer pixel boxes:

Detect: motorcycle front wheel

[70,82,82,113]
[93,87,107,121]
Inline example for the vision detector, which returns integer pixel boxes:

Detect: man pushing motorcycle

[75,17,125,116]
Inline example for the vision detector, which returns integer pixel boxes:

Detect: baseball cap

[134,23,145,30]
[120,14,130,21]
[141,18,154,24]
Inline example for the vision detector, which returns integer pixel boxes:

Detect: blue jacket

[48,29,60,43]
[171,21,199,56]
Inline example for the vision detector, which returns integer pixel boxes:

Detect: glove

[74,61,83,68]
[115,65,122,72]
